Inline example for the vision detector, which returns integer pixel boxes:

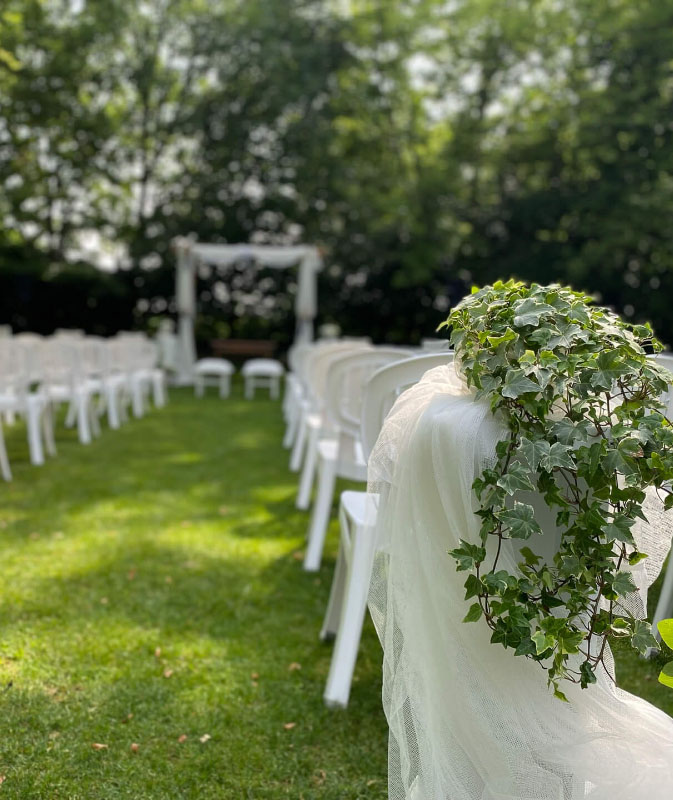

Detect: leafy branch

[443,280,673,699]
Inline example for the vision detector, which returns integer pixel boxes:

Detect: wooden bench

[210,339,278,359]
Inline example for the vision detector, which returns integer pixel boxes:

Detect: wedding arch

[172,237,323,384]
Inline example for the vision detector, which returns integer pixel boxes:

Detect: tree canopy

[1,0,672,348]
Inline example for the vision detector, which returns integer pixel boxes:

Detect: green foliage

[3,1,673,349]
[445,280,673,696]
[659,619,673,690]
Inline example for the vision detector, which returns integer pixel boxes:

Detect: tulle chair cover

[368,364,673,800]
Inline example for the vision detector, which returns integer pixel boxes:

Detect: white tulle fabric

[368,364,673,800]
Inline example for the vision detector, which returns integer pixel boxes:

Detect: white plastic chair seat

[317,437,367,482]
[194,359,234,399]
[242,359,284,400]
[241,358,284,377]
[195,358,235,376]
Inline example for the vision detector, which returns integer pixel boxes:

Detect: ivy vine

[443,281,673,700]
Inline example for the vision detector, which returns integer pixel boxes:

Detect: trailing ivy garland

[443,280,672,700]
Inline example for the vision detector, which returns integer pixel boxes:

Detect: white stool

[194,358,235,398]
[242,359,284,399]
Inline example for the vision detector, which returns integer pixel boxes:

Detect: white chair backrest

[287,341,314,375]
[324,347,415,441]
[361,352,455,460]
[304,341,371,411]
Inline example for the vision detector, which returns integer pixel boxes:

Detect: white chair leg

[323,520,376,708]
[0,420,12,481]
[283,405,299,449]
[271,376,280,400]
[303,453,337,572]
[106,385,121,429]
[89,394,101,437]
[219,375,231,399]
[42,403,57,457]
[321,535,348,641]
[290,412,308,472]
[244,377,253,400]
[153,373,166,407]
[195,375,204,398]
[120,388,130,423]
[64,399,77,428]
[296,425,320,510]
[76,395,92,445]
[26,400,45,466]
[132,380,144,417]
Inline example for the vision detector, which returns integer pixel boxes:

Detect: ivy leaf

[551,418,589,446]
[603,515,636,545]
[514,638,537,657]
[558,629,585,654]
[496,462,536,495]
[590,351,631,390]
[532,630,555,655]
[479,374,502,393]
[462,603,483,623]
[658,619,673,650]
[448,540,486,571]
[631,620,659,655]
[487,327,517,347]
[548,322,586,349]
[483,570,510,593]
[501,370,540,398]
[529,327,553,347]
[497,502,542,539]
[518,546,541,566]
[580,660,597,687]
[463,574,482,600]
[539,442,575,471]
[518,437,549,472]
[512,298,556,327]
[612,571,638,597]
[553,687,569,702]
[659,661,673,690]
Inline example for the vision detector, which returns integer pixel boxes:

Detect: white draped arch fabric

[368,363,673,800]
[172,238,323,383]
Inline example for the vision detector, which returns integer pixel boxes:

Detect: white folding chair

[43,335,102,445]
[289,341,370,474]
[302,347,415,572]
[242,359,284,399]
[283,342,315,448]
[194,358,235,398]
[0,336,56,480]
[320,352,454,708]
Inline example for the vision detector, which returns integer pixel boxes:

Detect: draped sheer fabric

[368,364,673,800]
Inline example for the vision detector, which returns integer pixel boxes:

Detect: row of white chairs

[0,330,166,481]
[282,337,453,707]
[282,342,673,706]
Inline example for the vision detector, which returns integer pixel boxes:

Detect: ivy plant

[442,280,673,700]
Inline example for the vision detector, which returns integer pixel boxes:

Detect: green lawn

[0,386,671,799]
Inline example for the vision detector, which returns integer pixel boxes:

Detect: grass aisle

[0,386,671,798]
[0,387,387,799]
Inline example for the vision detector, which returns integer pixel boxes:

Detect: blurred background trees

[1,0,672,349]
